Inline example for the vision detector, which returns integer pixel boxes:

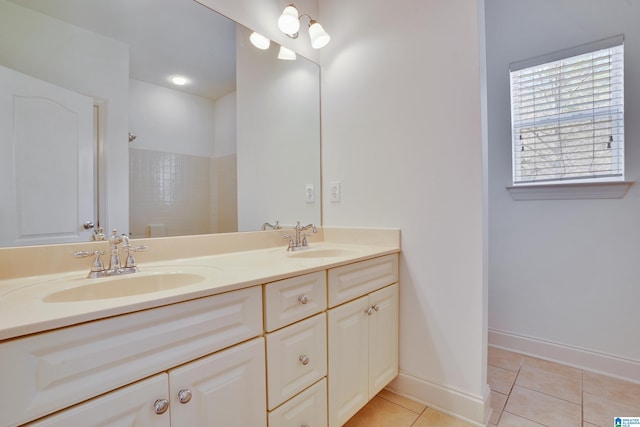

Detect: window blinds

[510,39,624,185]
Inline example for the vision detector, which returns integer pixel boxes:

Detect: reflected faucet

[262,221,281,230]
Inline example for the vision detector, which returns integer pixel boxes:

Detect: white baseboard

[489,328,640,384]
[386,371,491,426]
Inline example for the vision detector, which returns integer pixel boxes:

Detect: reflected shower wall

[129,148,237,238]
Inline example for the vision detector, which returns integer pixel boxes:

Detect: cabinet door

[267,378,327,427]
[327,296,369,427]
[26,374,169,427]
[168,337,266,427]
[368,284,399,397]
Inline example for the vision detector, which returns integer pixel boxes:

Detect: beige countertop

[0,228,400,341]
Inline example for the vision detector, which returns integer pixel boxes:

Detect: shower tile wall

[129,148,212,238]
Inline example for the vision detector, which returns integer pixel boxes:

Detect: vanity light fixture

[277,3,330,49]
[249,32,271,50]
[278,46,297,60]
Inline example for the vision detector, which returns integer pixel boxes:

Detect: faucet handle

[282,234,295,251]
[73,250,107,278]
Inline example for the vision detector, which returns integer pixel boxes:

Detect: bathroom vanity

[0,228,399,427]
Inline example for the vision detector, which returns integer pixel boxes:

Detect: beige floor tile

[497,411,546,427]
[522,356,582,381]
[488,347,523,372]
[515,364,582,404]
[488,365,518,395]
[505,385,581,427]
[411,408,474,427]
[343,396,420,427]
[583,391,640,427]
[583,371,640,409]
[377,389,426,414]
[490,391,507,425]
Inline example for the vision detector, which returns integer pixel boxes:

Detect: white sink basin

[2,268,213,303]
[286,248,357,259]
[43,272,206,302]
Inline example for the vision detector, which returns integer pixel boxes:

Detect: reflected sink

[286,248,357,259]
[43,272,206,302]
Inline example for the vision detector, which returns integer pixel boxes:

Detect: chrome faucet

[74,228,147,278]
[283,221,318,251]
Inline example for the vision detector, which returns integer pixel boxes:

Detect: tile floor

[344,347,640,427]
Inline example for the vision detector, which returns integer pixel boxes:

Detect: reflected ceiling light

[277,4,330,49]
[277,4,300,36]
[249,32,271,50]
[170,76,188,85]
[278,46,297,60]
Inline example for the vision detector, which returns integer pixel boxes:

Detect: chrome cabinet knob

[373,304,380,312]
[299,354,310,365]
[153,399,169,415]
[178,389,192,404]
[298,294,309,304]
[366,307,374,316]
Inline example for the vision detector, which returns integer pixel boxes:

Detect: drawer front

[264,271,326,332]
[266,313,326,410]
[268,378,327,427]
[26,374,170,427]
[0,286,262,427]
[328,254,398,307]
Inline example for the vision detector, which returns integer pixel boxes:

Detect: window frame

[508,36,626,193]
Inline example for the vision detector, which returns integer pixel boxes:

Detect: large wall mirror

[0,0,321,247]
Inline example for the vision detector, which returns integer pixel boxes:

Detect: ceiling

[10,0,237,100]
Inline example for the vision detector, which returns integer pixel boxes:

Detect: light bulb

[278,46,297,60]
[278,5,300,36]
[308,21,330,49]
[170,76,188,85]
[249,32,271,50]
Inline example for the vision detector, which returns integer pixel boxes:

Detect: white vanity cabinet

[1,287,263,427]
[326,255,399,427]
[27,338,266,427]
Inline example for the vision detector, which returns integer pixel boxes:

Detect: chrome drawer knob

[299,354,310,365]
[366,307,374,316]
[373,304,380,311]
[298,294,309,304]
[153,399,169,415]
[178,389,192,404]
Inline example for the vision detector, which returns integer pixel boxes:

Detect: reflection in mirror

[0,0,320,247]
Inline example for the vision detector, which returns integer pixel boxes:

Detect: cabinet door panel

[267,378,327,427]
[368,284,399,397]
[26,374,169,427]
[169,337,266,427]
[327,296,369,427]
[328,254,398,308]
[264,271,326,332]
[266,313,326,410]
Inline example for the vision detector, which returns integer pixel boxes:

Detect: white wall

[0,0,129,235]
[486,0,640,381]
[320,0,489,423]
[128,78,216,157]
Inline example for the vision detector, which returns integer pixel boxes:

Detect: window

[510,37,624,186]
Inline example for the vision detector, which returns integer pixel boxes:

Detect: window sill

[507,181,633,201]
